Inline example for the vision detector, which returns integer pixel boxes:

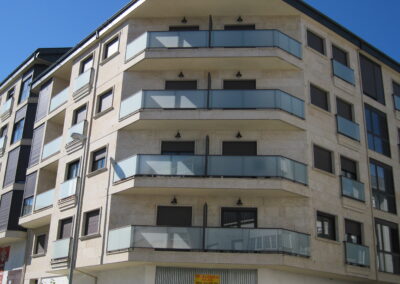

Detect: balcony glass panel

[49,88,68,112]
[126,33,149,61]
[394,95,400,111]
[73,68,92,93]
[345,242,370,267]
[341,176,365,201]
[337,116,360,141]
[148,31,209,49]
[52,238,71,260]
[42,136,63,159]
[1,98,13,115]
[0,136,6,150]
[59,177,79,200]
[34,189,55,211]
[108,226,134,251]
[66,120,86,144]
[332,60,355,85]
[143,90,207,109]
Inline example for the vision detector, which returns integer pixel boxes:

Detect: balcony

[0,97,13,121]
[73,68,93,100]
[344,242,370,267]
[59,177,79,200]
[34,189,55,211]
[336,116,360,141]
[119,90,305,131]
[51,238,71,268]
[107,225,310,257]
[340,176,365,202]
[332,60,355,85]
[125,30,302,71]
[0,135,6,157]
[65,120,87,153]
[42,136,63,160]
[49,88,68,113]
[394,94,400,111]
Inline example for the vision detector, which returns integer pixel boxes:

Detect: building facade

[0,0,399,283]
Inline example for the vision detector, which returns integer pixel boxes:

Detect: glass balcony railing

[0,135,6,150]
[341,176,365,202]
[34,189,55,211]
[332,60,355,85]
[336,116,360,141]
[73,69,93,93]
[120,89,304,119]
[345,242,370,267]
[42,136,63,159]
[66,120,86,144]
[126,30,302,61]
[113,154,308,185]
[49,88,68,112]
[107,226,310,257]
[52,238,71,260]
[0,97,13,116]
[59,177,79,200]
[394,94,400,111]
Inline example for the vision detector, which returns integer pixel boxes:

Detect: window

[393,81,400,110]
[97,90,113,113]
[313,145,333,173]
[156,206,192,226]
[370,159,396,213]
[345,219,362,244]
[58,217,73,239]
[307,30,325,54]
[73,105,87,125]
[104,37,119,59]
[34,234,46,255]
[11,118,25,144]
[360,54,384,104]
[222,141,257,156]
[66,160,80,180]
[365,105,390,157]
[7,88,14,99]
[91,147,107,172]
[22,196,33,216]
[332,45,348,66]
[341,156,357,180]
[19,76,32,103]
[316,211,336,240]
[161,141,195,155]
[221,208,257,228]
[83,209,100,236]
[165,80,197,90]
[80,56,93,74]
[169,26,200,31]
[223,80,256,90]
[0,125,7,138]
[375,219,400,274]
[336,98,353,121]
[310,84,329,111]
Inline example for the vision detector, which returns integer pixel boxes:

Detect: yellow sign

[194,274,220,284]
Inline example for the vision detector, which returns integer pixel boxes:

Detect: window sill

[93,107,114,119]
[80,233,101,241]
[31,252,46,258]
[312,167,336,178]
[315,236,341,245]
[305,46,328,60]
[87,167,108,178]
[308,103,332,117]
[100,52,120,66]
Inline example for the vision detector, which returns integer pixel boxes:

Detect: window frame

[82,208,101,237]
[313,145,334,174]
[18,75,33,104]
[103,36,120,60]
[57,217,74,240]
[90,146,108,173]
[364,104,390,157]
[370,159,396,214]
[33,234,47,255]
[310,84,329,111]
[65,159,80,181]
[96,89,114,114]
[79,55,94,75]
[11,118,25,144]
[340,155,358,180]
[316,211,337,241]
[6,87,15,100]
[336,97,354,121]
[307,29,325,55]
[332,45,349,66]
[72,104,87,125]
[221,207,258,228]
[345,219,363,245]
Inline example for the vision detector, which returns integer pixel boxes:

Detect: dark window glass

[19,76,32,103]
[161,141,195,155]
[313,145,333,173]
[156,206,192,226]
[22,197,33,216]
[316,212,336,240]
[165,80,197,90]
[80,56,93,74]
[332,45,348,66]
[104,37,119,59]
[341,156,357,180]
[337,98,353,121]
[84,209,100,236]
[97,90,113,113]
[310,84,329,111]
[222,141,257,156]
[365,105,390,157]
[221,208,257,228]
[345,219,362,244]
[7,88,14,99]
[91,148,107,172]
[58,217,73,239]
[223,80,256,90]
[394,81,400,96]
[360,54,384,104]
[375,219,400,274]
[370,160,396,213]
[169,26,200,31]
[66,160,80,180]
[0,125,7,138]
[35,234,46,254]
[307,30,325,54]
[73,105,87,125]
[11,119,25,144]
[224,25,256,30]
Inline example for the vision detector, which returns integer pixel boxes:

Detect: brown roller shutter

[157,206,192,226]
[35,80,52,122]
[59,217,73,239]
[4,148,20,187]
[28,124,45,168]
[84,209,100,235]
[24,172,37,198]
[0,191,12,231]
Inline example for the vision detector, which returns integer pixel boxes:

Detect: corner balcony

[112,154,308,197]
[340,176,365,202]
[49,88,68,113]
[0,135,6,157]
[336,115,360,141]
[332,60,355,85]
[344,242,370,267]
[0,97,13,121]
[107,225,310,258]
[119,89,305,131]
[73,68,93,100]
[42,136,63,161]
[51,238,71,269]
[125,30,302,71]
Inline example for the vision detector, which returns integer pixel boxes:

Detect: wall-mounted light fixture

[178,72,185,78]
[236,198,243,206]
[181,17,187,24]
[237,16,243,23]
[171,196,178,204]
[175,131,181,138]
[236,71,242,78]
[236,131,242,139]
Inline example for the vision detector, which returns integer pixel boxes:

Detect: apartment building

[0,48,70,283]
[0,0,399,283]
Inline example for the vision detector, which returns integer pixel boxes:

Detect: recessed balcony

[42,136,63,160]
[119,89,305,131]
[73,68,93,100]
[34,189,55,211]
[332,60,355,85]
[344,242,370,267]
[49,87,68,113]
[65,120,87,153]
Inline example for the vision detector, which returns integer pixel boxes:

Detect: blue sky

[0,0,399,82]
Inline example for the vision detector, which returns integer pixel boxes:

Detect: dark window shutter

[341,156,357,179]
[0,191,12,231]
[222,141,257,155]
[337,98,353,121]
[223,80,256,90]
[4,148,20,187]
[28,124,45,168]
[22,103,37,139]
[157,206,192,226]
[314,145,333,173]
[84,209,100,235]
[14,105,27,122]
[24,172,37,198]
[169,26,200,31]
[307,30,325,54]
[310,84,329,111]
[165,80,197,90]
[15,146,30,184]
[332,45,348,66]
[345,220,361,237]
[224,24,256,30]
[35,234,46,254]
[161,141,195,155]
[394,81,400,96]
[360,54,385,104]
[59,217,73,239]
[35,80,52,122]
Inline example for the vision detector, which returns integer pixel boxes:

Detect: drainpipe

[208,15,212,48]
[202,203,208,251]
